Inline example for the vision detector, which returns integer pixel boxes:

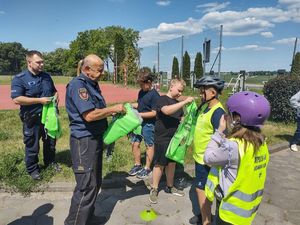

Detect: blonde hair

[77,59,83,76]
[169,78,186,89]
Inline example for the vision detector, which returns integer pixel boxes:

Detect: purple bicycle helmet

[227,91,271,127]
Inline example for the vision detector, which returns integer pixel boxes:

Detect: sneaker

[165,186,185,197]
[136,168,151,179]
[189,214,202,224]
[290,144,298,152]
[48,162,62,173]
[149,188,158,204]
[128,164,143,176]
[30,171,41,181]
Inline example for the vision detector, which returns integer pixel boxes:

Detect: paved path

[0,149,299,225]
[0,84,139,110]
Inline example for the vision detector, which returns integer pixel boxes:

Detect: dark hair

[26,50,43,59]
[137,70,155,83]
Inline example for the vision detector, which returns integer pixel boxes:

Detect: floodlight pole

[218,25,223,78]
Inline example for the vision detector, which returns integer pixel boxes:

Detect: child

[149,78,194,204]
[204,91,271,225]
[128,70,160,179]
[289,90,300,152]
[190,76,226,225]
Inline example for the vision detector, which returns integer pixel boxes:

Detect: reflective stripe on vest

[205,166,219,202]
[221,202,260,218]
[230,189,264,202]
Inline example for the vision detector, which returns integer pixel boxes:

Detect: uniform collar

[27,69,41,77]
[79,73,98,87]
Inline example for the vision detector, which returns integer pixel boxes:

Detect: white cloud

[0,11,5,14]
[226,45,274,51]
[139,2,300,47]
[261,31,274,38]
[54,41,70,48]
[196,2,230,13]
[272,37,297,45]
[156,1,171,6]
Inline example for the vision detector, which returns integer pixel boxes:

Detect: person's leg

[165,162,176,187]
[132,141,141,165]
[290,115,300,151]
[152,165,164,189]
[194,163,212,225]
[41,123,57,166]
[128,134,143,176]
[65,136,101,225]
[23,119,41,176]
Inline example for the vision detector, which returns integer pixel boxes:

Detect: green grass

[0,89,296,194]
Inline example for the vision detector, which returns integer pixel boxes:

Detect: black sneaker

[189,214,202,224]
[30,171,41,181]
[165,186,185,197]
[128,164,143,176]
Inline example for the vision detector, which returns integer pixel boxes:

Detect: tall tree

[0,42,26,74]
[121,47,138,85]
[171,56,179,78]
[44,48,69,75]
[194,52,203,79]
[291,52,300,77]
[182,51,191,84]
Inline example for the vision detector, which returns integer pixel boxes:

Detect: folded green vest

[103,103,143,145]
[165,101,198,164]
[41,96,62,139]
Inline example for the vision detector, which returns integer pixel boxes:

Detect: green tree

[121,47,138,85]
[291,52,300,76]
[194,52,203,79]
[182,51,191,84]
[0,42,26,74]
[171,57,179,79]
[140,66,151,73]
[44,48,69,75]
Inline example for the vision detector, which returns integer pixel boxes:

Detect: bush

[263,76,300,123]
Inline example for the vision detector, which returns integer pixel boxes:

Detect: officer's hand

[40,97,51,105]
[113,104,126,114]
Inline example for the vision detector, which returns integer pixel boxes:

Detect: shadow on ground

[7,203,54,225]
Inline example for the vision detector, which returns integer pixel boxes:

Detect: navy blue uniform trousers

[22,113,56,174]
[65,135,103,225]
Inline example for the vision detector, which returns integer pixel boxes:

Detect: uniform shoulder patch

[78,88,89,100]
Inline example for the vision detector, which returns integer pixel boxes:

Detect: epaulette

[16,72,25,78]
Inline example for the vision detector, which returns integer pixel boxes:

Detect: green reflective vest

[205,138,269,225]
[193,102,224,164]
[165,101,198,164]
[41,96,62,139]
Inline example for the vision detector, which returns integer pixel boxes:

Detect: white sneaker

[290,144,298,152]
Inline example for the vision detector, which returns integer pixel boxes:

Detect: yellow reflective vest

[205,138,269,225]
[193,102,224,164]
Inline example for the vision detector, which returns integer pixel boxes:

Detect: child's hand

[184,97,194,104]
[218,115,227,133]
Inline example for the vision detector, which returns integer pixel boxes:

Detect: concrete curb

[41,142,290,192]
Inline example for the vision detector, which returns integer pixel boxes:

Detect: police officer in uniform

[11,50,60,180]
[65,54,125,225]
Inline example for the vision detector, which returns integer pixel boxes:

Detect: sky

[1,0,300,72]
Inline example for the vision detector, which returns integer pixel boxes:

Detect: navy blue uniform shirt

[65,73,108,138]
[137,88,160,125]
[11,70,56,115]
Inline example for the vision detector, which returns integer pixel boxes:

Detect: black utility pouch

[214,184,225,201]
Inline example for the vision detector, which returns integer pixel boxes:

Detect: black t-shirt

[137,88,160,124]
[154,95,184,143]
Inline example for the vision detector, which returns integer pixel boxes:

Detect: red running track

[0,84,139,110]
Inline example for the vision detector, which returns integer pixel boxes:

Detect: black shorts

[153,141,176,166]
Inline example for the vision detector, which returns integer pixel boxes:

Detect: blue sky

[1,0,300,72]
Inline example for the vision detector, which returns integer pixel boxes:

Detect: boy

[149,78,194,203]
[128,70,160,179]
[190,76,225,225]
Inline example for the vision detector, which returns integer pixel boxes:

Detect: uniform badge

[78,88,89,100]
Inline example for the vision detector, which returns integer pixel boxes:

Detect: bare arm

[139,110,156,119]
[161,97,194,115]
[83,104,125,122]
[13,96,51,105]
